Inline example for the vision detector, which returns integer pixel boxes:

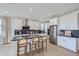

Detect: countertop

[58,34,79,38]
[14,33,47,37]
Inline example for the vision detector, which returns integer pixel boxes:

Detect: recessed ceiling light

[48,14,52,16]
[4,11,8,14]
[30,8,33,11]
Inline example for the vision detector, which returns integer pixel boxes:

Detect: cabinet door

[65,37,77,52]
[57,36,66,47]
[57,36,77,52]
[66,17,78,30]
[59,16,67,30]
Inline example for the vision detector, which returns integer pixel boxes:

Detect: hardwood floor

[0,41,79,56]
[45,43,79,56]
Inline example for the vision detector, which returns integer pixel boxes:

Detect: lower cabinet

[57,36,77,52]
[57,36,66,48]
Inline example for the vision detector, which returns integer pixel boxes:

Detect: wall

[0,17,11,44]
[11,18,24,40]
[49,17,58,26]
[0,17,4,44]
[6,17,11,44]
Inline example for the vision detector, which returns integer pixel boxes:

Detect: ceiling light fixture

[48,14,52,16]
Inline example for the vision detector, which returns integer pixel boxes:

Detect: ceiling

[0,3,79,21]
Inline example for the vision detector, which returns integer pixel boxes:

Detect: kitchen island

[12,33,48,41]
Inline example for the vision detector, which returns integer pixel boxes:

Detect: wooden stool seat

[18,43,27,47]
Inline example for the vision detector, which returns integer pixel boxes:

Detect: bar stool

[29,36,39,55]
[39,36,48,51]
[42,36,48,50]
[17,37,28,56]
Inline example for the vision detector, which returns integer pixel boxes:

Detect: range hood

[25,18,28,26]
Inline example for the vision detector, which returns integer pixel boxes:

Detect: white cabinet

[59,17,67,30]
[64,37,77,51]
[57,36,77,52]
[58,36,66,48]
[59,12,78,30]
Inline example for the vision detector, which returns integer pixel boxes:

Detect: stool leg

[34,44,36,54]
[25,46,27,56]
[17,43,19,56]
[42,42,44,50]
[46,40,47,51]
[38,42,40,53]
[17,46,19,56]
[29,43,32,56]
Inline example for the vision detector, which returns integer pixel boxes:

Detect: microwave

[64,30,71,36]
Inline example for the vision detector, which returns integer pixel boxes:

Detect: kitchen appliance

[15,30,21,35]
[60,30,79,37]
[22,26,30,30]
[64,30,71,36]
[21,26,30,34]
[49,25,57,45]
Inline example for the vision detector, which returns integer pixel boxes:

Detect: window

[45,23,48,33]
[41,23,45,31]
[41,23,48,33]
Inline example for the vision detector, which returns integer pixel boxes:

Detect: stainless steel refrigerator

[49,25,57,45]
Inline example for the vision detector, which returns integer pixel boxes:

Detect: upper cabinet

[59,11,79,30]
[59,15,67,30]
[49,11,79,30]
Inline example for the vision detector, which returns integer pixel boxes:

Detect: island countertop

[12,33,48,41]
[14,33,48,37]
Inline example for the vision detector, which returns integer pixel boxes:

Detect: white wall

[0,17,4,44]
[28,20,41,30]
[11,18,24,40]
[0,17,11,44]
